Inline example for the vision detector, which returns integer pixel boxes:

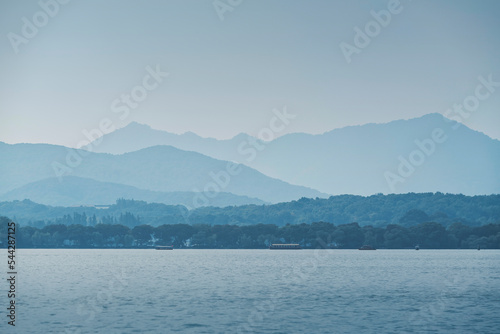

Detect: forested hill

[1,193,498,228]
[188,193,499,227]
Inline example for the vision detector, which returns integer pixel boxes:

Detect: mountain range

[0,142,324,206]
[0,176,266,207]
[84,113,500,195]
[1,113,498,208]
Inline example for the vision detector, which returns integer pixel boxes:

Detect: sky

[0,0,499,148]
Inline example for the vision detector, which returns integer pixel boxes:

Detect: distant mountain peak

[182,131,201,138]
[422,112,446,119]
[231,133,254,141]
[123,121,153,130]
[402,113,449,123]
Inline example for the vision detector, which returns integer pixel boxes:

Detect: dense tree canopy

[2,216,499,249]
[1,193,498,249]
[1,193,498,229]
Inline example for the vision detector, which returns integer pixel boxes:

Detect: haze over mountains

[0,142,324,207]
[1,113,499,208]
[0,176,266,208]
[84,113,500,195]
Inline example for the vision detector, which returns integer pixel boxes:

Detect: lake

[3,249,499,333]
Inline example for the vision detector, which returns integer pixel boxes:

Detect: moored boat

[269,243,301,250]
[155,245,174,250]
[358,245,376,250]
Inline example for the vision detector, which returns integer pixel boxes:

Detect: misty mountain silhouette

[83,114,500,195]
[0,142,326,205]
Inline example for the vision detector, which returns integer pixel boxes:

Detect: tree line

[1,216,499,249]
[2,193,499,229]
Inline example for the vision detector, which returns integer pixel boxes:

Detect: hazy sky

[1,0,499,147]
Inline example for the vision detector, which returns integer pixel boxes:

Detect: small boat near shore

[269,244,301,250]
[155,245,173,250]
[358,245,376,250]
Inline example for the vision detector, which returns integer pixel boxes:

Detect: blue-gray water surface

[2,249,499,333]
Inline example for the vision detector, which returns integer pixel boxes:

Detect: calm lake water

[2,249,499,333]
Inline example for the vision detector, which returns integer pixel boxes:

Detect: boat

[155,245,173,250]
[358,245,376,250]
[415,245,420,250]
[269,243,301,250]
